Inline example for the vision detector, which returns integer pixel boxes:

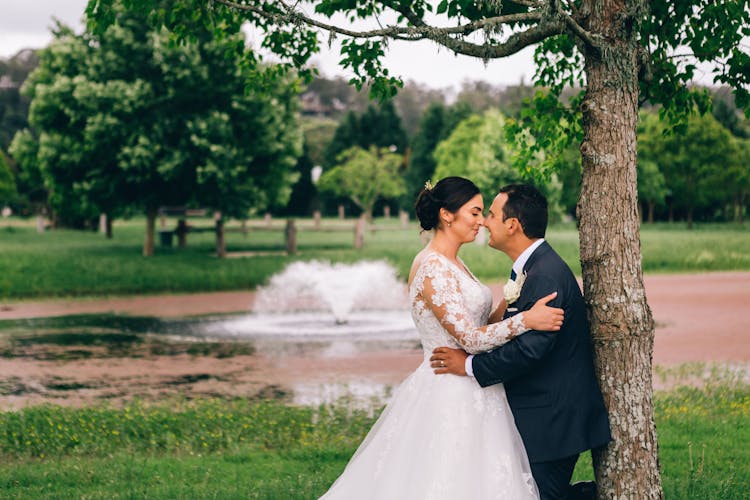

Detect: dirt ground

[1,272,748,409]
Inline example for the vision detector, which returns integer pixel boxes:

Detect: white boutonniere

[503,272,526,304]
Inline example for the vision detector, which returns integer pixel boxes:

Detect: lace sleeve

[413,255,530,354]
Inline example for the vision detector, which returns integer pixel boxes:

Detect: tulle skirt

[320,360,539,499]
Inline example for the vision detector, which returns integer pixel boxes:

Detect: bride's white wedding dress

[320,251,539,499]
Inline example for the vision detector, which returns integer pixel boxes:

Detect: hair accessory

[424,180,433,191]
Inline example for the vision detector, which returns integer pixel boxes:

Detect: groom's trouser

[530,453,579,500]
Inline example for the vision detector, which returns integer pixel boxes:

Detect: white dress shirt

[464,238,545,377]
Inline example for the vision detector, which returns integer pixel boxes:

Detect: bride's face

[446,194,484,243]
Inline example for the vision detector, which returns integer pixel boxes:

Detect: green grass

[1,217,749,299]
[0,376,748,499]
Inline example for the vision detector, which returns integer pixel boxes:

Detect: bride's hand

[523,292,564,331]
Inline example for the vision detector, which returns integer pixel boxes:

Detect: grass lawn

[1,216,749,300]
[0,375,748,499]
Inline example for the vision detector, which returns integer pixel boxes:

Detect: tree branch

[213,0,598,58]
[562,13,598,50]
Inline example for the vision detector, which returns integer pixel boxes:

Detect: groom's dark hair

[499,184,548,239]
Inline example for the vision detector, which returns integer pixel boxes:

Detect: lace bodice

[409,251,528,356]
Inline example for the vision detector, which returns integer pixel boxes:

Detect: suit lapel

[502,241,552,320]
[522,240,551,276]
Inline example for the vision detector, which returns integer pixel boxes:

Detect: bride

[320,177,564,499]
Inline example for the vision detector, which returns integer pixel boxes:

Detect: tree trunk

[579,5,662,497]
[647,201,655,224]
[215,212,226,258]
[686,205,694,230]
[739,192,746,224]
[354,215,366,249]
[176,219,188,248]
[313,210,321,229]
[735,193,746,224]
[143,209,156,257]
[106,216,113,239]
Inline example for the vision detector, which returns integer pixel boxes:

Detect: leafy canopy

[15,3,302,225]
[85,1,749,186]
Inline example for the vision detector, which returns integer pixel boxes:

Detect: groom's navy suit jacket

[472,241,611,463]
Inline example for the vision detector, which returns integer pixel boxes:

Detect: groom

[430,184,611,500]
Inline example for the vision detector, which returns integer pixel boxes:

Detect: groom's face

[484,193,511,251]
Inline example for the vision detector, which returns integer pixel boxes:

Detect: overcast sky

[0,1,538,90]
[4,2,727,92]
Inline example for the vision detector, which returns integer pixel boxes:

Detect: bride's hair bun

[415,187,439,231]
[414,177,480,231]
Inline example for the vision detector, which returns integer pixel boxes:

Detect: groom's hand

[430,347,468,375]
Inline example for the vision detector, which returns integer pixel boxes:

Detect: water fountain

[204,260,417,340]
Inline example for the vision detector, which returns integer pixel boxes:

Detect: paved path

[2,272,749,365]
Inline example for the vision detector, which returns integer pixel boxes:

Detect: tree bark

[143,209,156,257]
[579,3,662,497]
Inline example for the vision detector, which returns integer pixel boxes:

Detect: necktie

[510,269,517,281]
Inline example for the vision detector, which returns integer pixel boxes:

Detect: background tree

[712,90,750,140]
[636,113,669,223]
[87,0,750,496]
[455,81,505,113]
[640,112,735,228]
[274,143,317,217]
[0,150,17,206]
[390,81,446,138]
[324,101,408,167]
[552,144,583,219]
[302,118,339,168]
[8,129,47,218]
[0,50,38,150]
[317,146,405,222]
[322,101,408,216]
[434,109,519,196]
[708,91,750,224]
[712,136,750,224]
[434,108,563,219]
[324,111,362,168]
[403,101,473,210]
[15,4,301,254]
[636,159,668,224]
[403,102,447,205]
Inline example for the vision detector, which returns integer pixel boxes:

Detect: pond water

[0,312,423,409]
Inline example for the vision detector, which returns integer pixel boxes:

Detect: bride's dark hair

[415,176,480,231]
